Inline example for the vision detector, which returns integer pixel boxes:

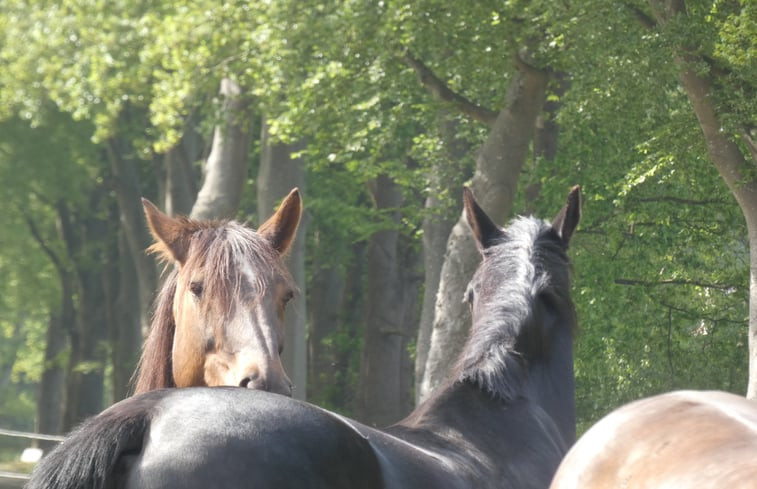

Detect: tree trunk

[418,60,550,401]
[333,242,368,413]
[414,112,472,404]
[356,174,413,426]
[65,261,108,427]
[107,141,158,338]
[307,262,345,406]
[191,78,251,220]
[648,0,757,398]
[109,230,142,400]
[59,195,110,429]
[164,144,196,217]
[36,311,67,450]
[258,116,308,399]
[398,233,423,416]
[25,212,71,444]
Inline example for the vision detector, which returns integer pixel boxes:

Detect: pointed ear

[463,187,504,251]
[142,198,193,265]
[258,188,303,255]
[551,185,581,247]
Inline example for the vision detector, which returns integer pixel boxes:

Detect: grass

[0,459,35,475]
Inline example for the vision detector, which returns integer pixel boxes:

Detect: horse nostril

[240,372,269,391]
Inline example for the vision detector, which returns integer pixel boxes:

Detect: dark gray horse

[27,186,581,489]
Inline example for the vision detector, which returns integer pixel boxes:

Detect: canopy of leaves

[0,0,753,432]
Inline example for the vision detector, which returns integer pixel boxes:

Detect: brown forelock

[181,221,294,322]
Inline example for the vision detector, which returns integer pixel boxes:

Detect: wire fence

[0,428,63,489]
[0,428,64,442]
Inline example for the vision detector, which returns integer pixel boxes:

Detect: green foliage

[0,0,754,434]
[521,0,752,430]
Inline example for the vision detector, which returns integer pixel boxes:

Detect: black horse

[27,186,581,489]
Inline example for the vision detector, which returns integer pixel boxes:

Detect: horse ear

[258,188,303,255]
[463,187,503,251]
[551,185,581,247]
[142,198,192,265]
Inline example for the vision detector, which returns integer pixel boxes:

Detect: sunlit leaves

[525,0,751,429]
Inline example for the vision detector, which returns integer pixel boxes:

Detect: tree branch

[401,51,498,126]
[622,2,656,30]
[659,299,746,326]
[24,214,65,275]
[614,278,739,290]
[630,196,730,205]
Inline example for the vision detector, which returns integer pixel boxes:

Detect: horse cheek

[171,299,207,387]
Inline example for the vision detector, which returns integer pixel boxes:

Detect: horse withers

[132,188,302,395]
[28,185,581,489]
[549,390,757,489]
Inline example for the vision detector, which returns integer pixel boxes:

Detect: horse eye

[189,281,204,298]
[283,290,294,304]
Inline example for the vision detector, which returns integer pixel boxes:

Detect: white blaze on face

[213,254,279,384]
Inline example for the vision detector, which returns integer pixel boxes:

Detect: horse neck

[400,302,575,448]
[524,310,575,445]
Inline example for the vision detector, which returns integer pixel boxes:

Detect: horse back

[125,388,384,489]
[550,390,757,489]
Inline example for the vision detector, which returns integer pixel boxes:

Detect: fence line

[0,428,64,443]
[0,471,29,489]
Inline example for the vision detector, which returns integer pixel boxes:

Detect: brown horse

[549,390,757,489]
[132,188,302,396]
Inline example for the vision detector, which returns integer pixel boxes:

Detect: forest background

[0,0,755,459]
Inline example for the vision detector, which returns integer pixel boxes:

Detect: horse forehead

[505,216,550,242]
[476,218,547,280]
[193,226,278,281]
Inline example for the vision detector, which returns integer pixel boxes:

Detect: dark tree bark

[55,195,110,430]
[307,262,345,405]
[36,312,67,449]
[356,174,416,426]
[258,116,308,399]
[107,141,158,338]
[330,242,368,413]
[164,144,197,217]
[25,214,70,444]
[65,255,108,427]
[398,233,423,416]
[108,230,142,401]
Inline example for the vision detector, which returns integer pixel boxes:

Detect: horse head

[135,188,302,396]
[458,185,580,443]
